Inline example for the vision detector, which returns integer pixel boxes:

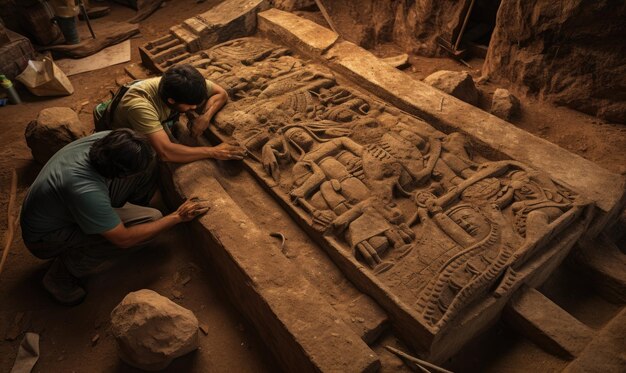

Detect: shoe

[42,259,87,306]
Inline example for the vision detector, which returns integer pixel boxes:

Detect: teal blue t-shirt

[21,131,121,242]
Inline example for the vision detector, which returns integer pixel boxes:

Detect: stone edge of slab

[165,161,380,373]
[258,8,339,56]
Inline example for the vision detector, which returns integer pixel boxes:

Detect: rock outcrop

[110,289,199,371]
[424,70,479,106]
[316,0,469,54]
[483,0,626,123]
[25,107,92,164]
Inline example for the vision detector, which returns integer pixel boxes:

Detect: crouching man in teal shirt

[21,129,208,306]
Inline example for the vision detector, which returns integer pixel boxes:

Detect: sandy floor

[0,2,276,372]
[0,1,624,372]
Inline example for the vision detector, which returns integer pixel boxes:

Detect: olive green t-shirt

[111,77,214,135]
[20,131,121,243]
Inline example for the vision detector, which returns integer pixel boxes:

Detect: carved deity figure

[261,126,414,270]
[362,126,478,201]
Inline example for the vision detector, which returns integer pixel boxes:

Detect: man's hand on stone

[209,142,246,160]
[174,198,210,222]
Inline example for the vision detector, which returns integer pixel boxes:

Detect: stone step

[564,307,626,373]
[171,24,200,53]
[504,286,594,359]
[569,233,626,304]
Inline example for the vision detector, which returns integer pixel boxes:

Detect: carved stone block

[139,0,269,72]
[259,8,339,56]
[163,161,380,372]
[196,36,589,362]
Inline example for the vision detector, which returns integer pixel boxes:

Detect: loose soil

[0,2,624,372]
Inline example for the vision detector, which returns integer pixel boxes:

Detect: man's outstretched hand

[208,142,247,160]
[173,198,211,222]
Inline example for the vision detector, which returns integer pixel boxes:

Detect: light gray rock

[490,88,521,120]
[423,70,479,106]
[25,107,91,164]
[110,289,199,371]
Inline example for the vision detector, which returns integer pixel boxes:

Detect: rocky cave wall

[317,0,625,123]
[317,0,467,53]
[483,0,626,123]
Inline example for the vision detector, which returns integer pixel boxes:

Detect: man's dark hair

[89,129,155,179]
[158,64,207,105]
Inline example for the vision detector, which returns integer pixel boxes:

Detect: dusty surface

[0,2,275,372]
[0,1,624,373]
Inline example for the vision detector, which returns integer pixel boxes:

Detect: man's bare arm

[102,199,208,249]
[190,83,229,138]
[147,130,244,163]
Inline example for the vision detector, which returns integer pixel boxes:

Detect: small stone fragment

[381,53,409,69]
[110,289,199,371]
[91,334,100,346]
[424,70,479,106]
[490,88,521,121]
[199,324,209,336]
[172,289,183,299]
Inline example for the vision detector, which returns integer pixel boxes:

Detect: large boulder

[424,70,479,106]
[490,88,521,121]
[110,289,199,371]
[25,107,91,164]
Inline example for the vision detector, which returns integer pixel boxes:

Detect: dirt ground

[0,1,624,372]
[0,1,276,372]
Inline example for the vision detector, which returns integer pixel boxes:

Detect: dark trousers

[25,168,162,277]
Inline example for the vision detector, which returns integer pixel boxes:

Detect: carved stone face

[447,205,491,239]
[286,128,315,152]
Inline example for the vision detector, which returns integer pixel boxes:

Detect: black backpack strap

[95,80,142,132]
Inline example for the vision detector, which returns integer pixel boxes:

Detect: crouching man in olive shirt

[21,129,208,306]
